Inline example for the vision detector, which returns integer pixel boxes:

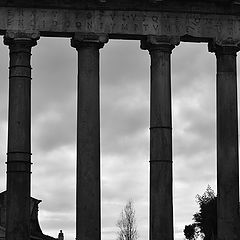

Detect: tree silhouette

[183,186,217,240]
[116,200,138,240]
[193,186,217,240]
[183,223,196,240]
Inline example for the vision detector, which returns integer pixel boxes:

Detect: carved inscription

[7,9,14,28]
[0,7,239,41]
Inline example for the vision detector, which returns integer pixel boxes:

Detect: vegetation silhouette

[183,185,217,240]
[116,200,138,240]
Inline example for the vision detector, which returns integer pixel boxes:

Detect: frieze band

[0,7,240,41]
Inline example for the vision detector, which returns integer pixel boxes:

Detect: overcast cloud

[0,37,239,240]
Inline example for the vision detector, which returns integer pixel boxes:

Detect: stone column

[71,33,108,240]
[141,36,179,240]
[4,31,39,240]
[209,41,240,240]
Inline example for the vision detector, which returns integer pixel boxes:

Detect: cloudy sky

[0,37,239,240]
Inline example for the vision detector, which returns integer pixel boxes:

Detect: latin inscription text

[0,7,239,41]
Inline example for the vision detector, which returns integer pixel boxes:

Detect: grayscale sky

[0,37,239,240]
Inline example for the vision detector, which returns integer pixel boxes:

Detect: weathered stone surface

[141,36,178,240]
[0,7,240,41]
[209,41,240,240]
[71,34,107,240]
[0,0,238,14]
[4,34,38,240]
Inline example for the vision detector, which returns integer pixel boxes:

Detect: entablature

[0,6,240,44]
[0,0,240,15]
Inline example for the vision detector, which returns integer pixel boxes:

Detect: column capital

[208,39,240,56]
[140,35,180,53]
[4,31,40,47]
[71,33,109,50]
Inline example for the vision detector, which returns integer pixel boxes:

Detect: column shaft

[71,34,107,240]
[141,36,179,240]
[4,35,37,240]
[77,44,100,240]
[150,48,173,240]
[215,46,239,240]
